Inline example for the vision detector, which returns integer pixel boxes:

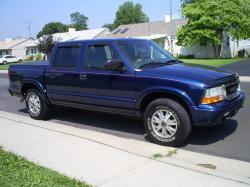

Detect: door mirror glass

[104,59,124,71]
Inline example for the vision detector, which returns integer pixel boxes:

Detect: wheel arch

[138,89,193,123]
[21,79,47,100]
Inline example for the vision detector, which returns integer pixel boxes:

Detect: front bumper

[190,92,245,126]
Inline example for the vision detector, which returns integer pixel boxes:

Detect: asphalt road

[0,72,250,162]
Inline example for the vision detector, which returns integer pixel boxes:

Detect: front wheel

[25,89,51,120]
[143,98,191,147]
[3,61,7,65]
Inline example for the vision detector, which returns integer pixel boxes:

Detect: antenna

[21,21,35,38]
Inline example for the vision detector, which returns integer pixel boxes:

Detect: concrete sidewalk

[0,111,249,187]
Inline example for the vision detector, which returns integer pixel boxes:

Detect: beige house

[0,38,35,58]
[97,16,243,58]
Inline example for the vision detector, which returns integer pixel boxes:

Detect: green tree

[37,22,68,38]
[176,0,250,58]
[70,12,88,30]
[112,1,149,29]
[102,23,115,31]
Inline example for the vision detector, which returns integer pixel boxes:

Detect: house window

[227,37,230,46]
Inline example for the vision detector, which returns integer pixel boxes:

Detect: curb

[0,70,8,74]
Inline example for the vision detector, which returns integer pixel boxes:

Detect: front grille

[224,79,240,100]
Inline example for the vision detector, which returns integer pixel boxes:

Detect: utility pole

[169,0,174,54]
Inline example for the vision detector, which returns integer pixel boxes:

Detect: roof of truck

[56,38,148,45]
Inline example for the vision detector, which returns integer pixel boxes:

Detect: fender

[21,78,47,98]
[136,86,194,110]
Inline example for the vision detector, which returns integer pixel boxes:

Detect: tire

[18,59,23,63]
[143,98,191,147]
[3,61,7,65]
[25,89,51,120]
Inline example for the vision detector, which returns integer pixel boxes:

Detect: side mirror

[104,59,124,71]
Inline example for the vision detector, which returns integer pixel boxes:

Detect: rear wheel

[18,59,23,63]
[143,98,191,147]
[25,89,51,120]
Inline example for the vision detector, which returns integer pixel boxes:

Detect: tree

[70,12,88,30]
[102,23,115,31]
[112,1,149,29]
[37,22,68,38]
[176,0,250,57]
[37,34,60,59]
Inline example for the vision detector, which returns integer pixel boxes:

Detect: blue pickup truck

[8,38,245,146]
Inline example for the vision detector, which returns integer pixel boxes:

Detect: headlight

[201,86,225,104]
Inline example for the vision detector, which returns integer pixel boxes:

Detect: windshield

[116,40,175,69]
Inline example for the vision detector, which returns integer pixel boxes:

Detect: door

[79,43,137,114]
[45,44,82,104]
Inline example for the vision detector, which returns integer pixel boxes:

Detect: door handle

[49,72,63,78]
[79,74,87,80]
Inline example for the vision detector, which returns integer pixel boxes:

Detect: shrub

[26,55,34,61]
[35,53,43,61]
[177,54,195,59]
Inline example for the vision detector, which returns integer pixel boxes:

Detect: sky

[0,0,182,41]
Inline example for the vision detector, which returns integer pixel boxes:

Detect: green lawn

[0,146,91,187]
[181,58,248,67]
[0,64,10,70]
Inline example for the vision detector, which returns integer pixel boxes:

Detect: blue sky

[1,0,182,40]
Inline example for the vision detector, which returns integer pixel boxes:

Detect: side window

[84,44,119,69]
[53,46,80,68]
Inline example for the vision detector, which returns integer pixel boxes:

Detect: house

[24,27,109,57]
[0,38,35,58]
[97,16,249,58]
[97,16,186,51]
[51,28,109,41]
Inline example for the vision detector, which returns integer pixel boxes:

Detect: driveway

[222,59,250,76]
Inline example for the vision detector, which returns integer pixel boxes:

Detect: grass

[0,146,91,187]
[181,58,248,67]
[0,64,10,70]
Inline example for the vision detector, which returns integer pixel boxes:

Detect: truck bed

[8,61,49,95]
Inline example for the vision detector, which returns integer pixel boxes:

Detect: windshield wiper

[139,59,182,69]
[165,59,183,64]
[139,62,167,69]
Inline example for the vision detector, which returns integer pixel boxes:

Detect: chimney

[5,38,13,42]
[165,15,170,23]
[68,28,76,33]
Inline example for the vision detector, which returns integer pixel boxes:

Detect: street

[0,71,250,162]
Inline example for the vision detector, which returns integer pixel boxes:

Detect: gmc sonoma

[8,39,245,146]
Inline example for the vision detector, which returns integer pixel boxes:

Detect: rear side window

[53,46,80,68]
[84,44,118,69]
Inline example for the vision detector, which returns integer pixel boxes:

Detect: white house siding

[11,40,30,58]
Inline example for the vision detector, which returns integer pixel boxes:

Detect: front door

[79,43,137,115]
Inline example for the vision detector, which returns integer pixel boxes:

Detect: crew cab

[8,39,245,146]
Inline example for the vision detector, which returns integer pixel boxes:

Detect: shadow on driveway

[222,59,250,76]
[18,106,237,146]
[186,119,237,146]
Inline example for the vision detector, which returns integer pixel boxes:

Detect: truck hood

[138,63,238,87]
